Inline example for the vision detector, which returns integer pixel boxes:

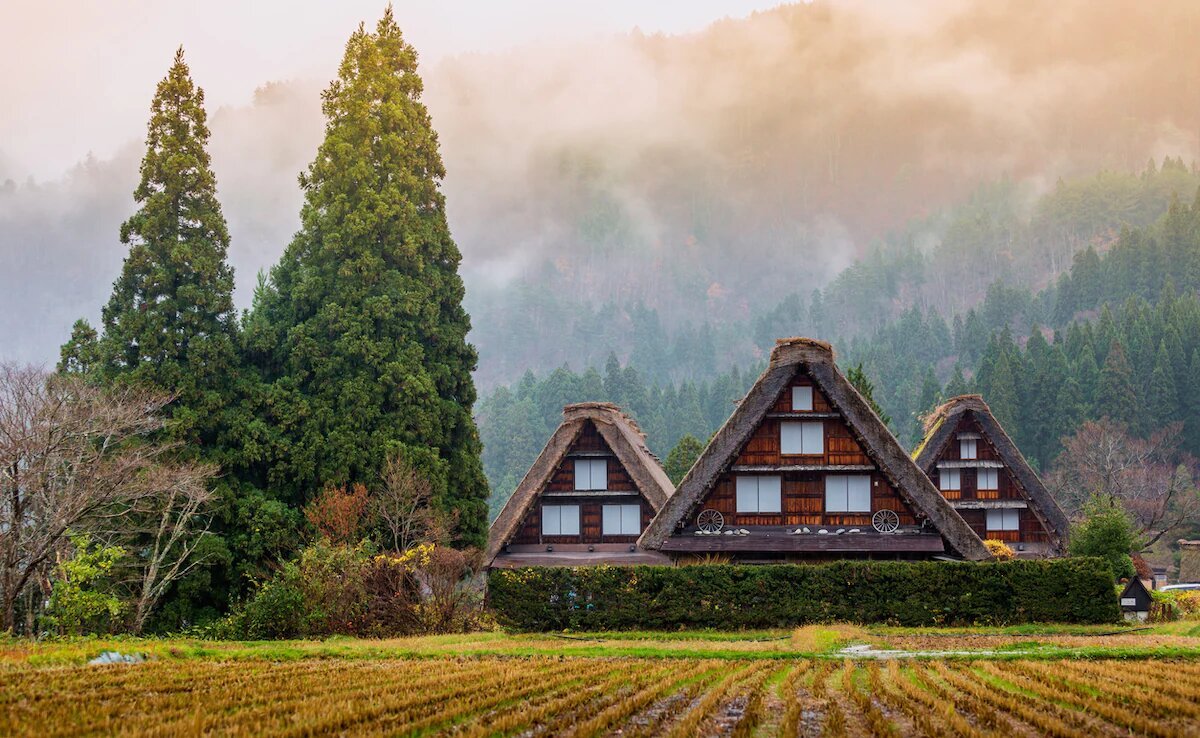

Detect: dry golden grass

[4,656,1200,736]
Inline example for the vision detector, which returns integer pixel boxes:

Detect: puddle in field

[835,643,1018,659]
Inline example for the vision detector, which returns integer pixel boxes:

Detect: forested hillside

[478,162,1200,516]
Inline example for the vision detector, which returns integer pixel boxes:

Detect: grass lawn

[4,621,1200,665]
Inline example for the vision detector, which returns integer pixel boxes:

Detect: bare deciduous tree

[0,364,214,633]
[126,461,216,634]
[1049,420,1200,550]
[372,453,453,552]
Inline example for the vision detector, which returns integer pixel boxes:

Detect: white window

[825,475,872,513]
[960,438,978,460]
[542,504,580,536]
[781,422,824,455]
[978,468,999,490]
[573,459,608,491]
[940,468,961,491]
[792,386,814,411]
[736,476,782,513]
[986,509,1020,531]
[602,504,641,535]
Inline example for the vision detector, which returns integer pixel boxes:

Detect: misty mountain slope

[3,0,1200,380]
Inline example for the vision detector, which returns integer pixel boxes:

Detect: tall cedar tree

[88,47,238,446]
[245,10,489,545]
[1096,341,1138,429]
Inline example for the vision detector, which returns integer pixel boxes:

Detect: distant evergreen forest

[478,160,1200,515]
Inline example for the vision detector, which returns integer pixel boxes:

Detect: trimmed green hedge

[488,559,1120,631]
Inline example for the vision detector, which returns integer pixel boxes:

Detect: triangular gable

[485,402,674,564]
[913,394,1071,553]
[640,338,990,560]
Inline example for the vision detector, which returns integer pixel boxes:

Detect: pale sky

[0,0,788,180]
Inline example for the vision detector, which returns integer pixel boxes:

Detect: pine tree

[911,368,941,447]
[245,11,488,545]
[984,351,1020,434]
[1184,349,1200,456]
[1095,341,1138,429]
[846,362,892,428]
[86,47,238,444]
[1146,342,1179,434]
[1074,349,1100,416]
[664,435,704,485]
[58,319,100,375]
[944,363,970,397]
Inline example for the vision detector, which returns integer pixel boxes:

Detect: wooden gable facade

[485,403,674,568]
[698,374,922,532]
[506,420,655,547]
[640,338,989,563]
[913,395,1070,557]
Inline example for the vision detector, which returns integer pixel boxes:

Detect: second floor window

[940,468,961,491]
[792,386,814,411]
[979,468,999,490]
[781,421,823,455]
[574,459,608,490]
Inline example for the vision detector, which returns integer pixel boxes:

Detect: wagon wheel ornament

[696,508,724,533]
[872,509,900,533]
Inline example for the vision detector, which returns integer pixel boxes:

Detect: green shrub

[219,542,483,639]
[1068,495,1138,582]
[41,535,125,636]
[224,567,308,639]
[487,558,1120,631]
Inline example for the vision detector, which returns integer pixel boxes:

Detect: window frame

[792,385,814,411]
[960,438,978,460]
[573,458,608,491]
[542,504,581,536]
[940,468,961,491]
[978,468,999,491]
[780,421,824,455]
[985,508,1020,531]
[602,503,641,535]
[825,474,872,513]
[735,475,783,514]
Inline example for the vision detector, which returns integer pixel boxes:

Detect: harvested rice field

[4,654,1200,737]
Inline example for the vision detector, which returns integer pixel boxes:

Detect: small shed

[1119,577,1153,622]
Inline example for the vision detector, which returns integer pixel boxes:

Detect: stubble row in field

[4,655,1200,736]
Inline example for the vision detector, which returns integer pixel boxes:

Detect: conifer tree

[1146,342,1179,434]
[846,362,891,428]
[245,10,488,545]
[1074,349,1100,415]
[84,47,238,444]
[983,351,1020,435]
[1095,341,1138,429]
[664,435,704,485]
[1184,349,1200,456]
[58,319,100,375]
[911,368,941,447]
[944,363,970,397]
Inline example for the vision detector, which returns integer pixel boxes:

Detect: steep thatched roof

[913,394,1070,553]
[639,338,990,560]
[484,402,675,564]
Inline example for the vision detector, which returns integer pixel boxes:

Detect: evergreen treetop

[90,47,237,444]
[245,8,489,545]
